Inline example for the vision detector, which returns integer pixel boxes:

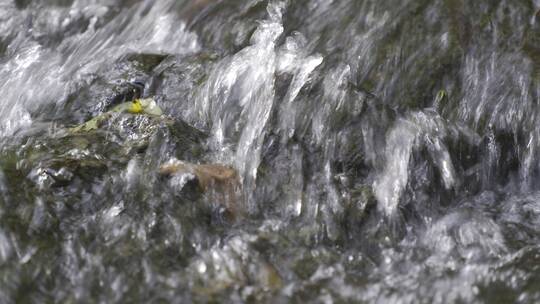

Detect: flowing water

[1,0,540,302]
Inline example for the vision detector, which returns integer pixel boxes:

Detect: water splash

[0,0,199,138]
[191,1,323,211]
[374,111,457,217]
[1,0,540,302]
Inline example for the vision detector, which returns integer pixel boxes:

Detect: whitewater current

[1,0,540,303]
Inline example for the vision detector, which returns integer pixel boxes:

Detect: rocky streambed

[1,0,540,303]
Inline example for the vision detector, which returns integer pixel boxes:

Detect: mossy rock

[2,108,206,194]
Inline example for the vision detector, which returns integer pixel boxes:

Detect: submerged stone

[159,159,242,219]
[1,100,205,196]
[159,160,238,190]
[69,98,164,133]
[187,233,283,299]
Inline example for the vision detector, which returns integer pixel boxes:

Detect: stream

[1,0,540,303]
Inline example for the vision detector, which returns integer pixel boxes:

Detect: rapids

[1,0,540,302]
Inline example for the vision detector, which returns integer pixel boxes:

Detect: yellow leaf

[127,99,143,114]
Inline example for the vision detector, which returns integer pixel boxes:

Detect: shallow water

[1,0,540,303]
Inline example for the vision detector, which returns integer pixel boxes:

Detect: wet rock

[180,0,218,23]
[188,1,269,53]
[2,106,206,196]
[69,98,164,133]
[121,53,168,74]
[424,208,507,262]
[187,234,283,299]
[65,97,205,158]
[46,53,168,124]
[13,131,117,193]
[150,52,218,121]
